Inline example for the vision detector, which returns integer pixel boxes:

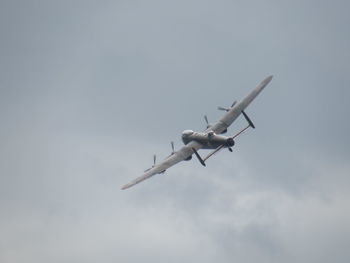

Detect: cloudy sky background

[1,0,350,262]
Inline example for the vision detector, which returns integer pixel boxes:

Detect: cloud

[1,0,350,262]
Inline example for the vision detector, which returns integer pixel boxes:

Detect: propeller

[171,141,175,154]
[218,106,229,111]
[144,154,156,172]
[218,101,237,112]
[204,115,211,128]
[204,115,209,125]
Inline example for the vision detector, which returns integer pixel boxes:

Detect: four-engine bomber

[121,75,273,190]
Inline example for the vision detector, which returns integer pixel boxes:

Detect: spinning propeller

[144,154,156,172]
[171,141,175,154]
[204,115,212,129]
[218,101,237,112]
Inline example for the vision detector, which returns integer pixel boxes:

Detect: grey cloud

[1,0,350,262]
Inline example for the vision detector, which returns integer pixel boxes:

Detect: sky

[0,0,350,262]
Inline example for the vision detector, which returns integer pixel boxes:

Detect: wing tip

[263,75,273,85]
[121,184,132,190]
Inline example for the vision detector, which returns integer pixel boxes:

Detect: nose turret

[182,130,194,145]
[182,130,194,137]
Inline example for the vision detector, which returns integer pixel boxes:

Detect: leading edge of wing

[239,75,273,109]
[121,160,169,190]
[208,75,273,134]
[121,169,158,190]
[121,145,197,190]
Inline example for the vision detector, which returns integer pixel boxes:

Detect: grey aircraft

[121,75,273,190]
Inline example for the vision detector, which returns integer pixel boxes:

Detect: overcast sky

[1,0,350,262]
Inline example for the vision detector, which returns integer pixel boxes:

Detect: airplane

[121,75,273,190]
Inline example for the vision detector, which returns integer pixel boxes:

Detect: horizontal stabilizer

[192,148,206,166]
[242,111,255,129]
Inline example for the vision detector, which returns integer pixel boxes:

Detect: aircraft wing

[121,75,273,190]
[206,75,273,134]
[121,141,202,190]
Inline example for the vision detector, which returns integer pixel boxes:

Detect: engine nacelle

[226,138,235,147]
[184,155,192,161]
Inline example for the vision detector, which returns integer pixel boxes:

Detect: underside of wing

[121,168,159,190]
[207,75,273,134]
[121,143,198,190]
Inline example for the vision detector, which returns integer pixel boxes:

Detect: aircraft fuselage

[181,130,234,149]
